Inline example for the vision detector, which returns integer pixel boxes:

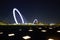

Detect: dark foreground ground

[0,25,60,40]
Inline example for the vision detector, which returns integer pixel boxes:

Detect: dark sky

[0,0,60,24]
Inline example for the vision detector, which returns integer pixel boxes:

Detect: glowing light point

[38,27,42,29]
[13,8,24,24]
[28,29,33,32]
[57,30,60,33]
[0,32,3,34]
[48,38,54,40]
[49,27,53,29]
[22,35,31,40]
[8,33,15,36]
[41,30,47,32]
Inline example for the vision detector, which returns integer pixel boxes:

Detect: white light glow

[48,38,54,40]
[0,32,3,34]
[50,23,55,26]
[38,27,42,29]
[13,8,24,24]
[22,35,31,40]
[8,33,15,36]
[57,30,60,32]
[49,27,53,29]
[28,29,33,32]
[41,30,46,32]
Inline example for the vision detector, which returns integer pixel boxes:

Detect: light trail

[13,8,24,24]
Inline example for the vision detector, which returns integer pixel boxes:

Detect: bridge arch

[13,8,24,24]
[33,19,38,24]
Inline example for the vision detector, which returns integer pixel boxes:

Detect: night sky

[0,0,60,24]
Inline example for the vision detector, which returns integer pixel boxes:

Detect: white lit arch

[33,19,38,24]
[13,8,24,24]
